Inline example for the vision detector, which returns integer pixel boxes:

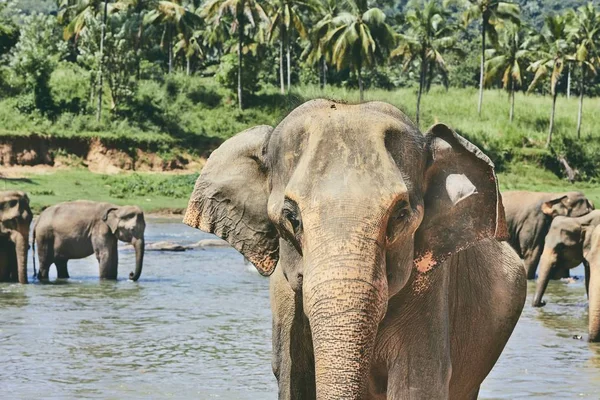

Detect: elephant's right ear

[183,125,279,276]
[541,195,569,217]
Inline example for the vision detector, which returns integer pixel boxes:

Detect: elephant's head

[542,192,594,218]
[0,191,33,284]
[184,100,506,398]
[103,205,145,281]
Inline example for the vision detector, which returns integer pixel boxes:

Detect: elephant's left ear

[183,125,279,276]
[414,123,508,273]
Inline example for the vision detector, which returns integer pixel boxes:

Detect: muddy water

[1,220,599,399]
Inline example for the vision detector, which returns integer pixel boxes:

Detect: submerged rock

[142,238,231,252]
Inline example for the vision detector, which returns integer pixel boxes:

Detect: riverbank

[2,164,599,214]
[1,80,600,181]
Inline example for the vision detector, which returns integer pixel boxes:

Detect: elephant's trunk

[11,229,29,284]
[303,244,387,400]
[129,237,144,281]
[588,229,600,341]
[589,270,600,342]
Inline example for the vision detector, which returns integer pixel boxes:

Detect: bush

[50,62,91,114]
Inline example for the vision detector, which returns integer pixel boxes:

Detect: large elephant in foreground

[0,191,33,284]
[503,191,594,279]
[184,100,526,399]
[532,211,600,340]
[34,201,145,281]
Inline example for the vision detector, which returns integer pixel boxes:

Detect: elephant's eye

[391,201,410,221]
[283,209,301,234]
[282,198,302,237]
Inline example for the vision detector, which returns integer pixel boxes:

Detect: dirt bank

[0,134,215,173]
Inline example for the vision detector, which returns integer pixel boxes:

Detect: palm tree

[174,29,205,75]
[202,0,268,109]
[302,0,338,88]
[528,14,572,148]
[569,3,600,138]
[58,0,108,40]
[58,0,111,121]
[461,0,520,116]
[391,0,457,125]
[324,0,395,101]
[144,1,203,74]
[268,0,315,93]
[484,23,531,122]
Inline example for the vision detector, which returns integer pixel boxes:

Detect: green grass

[0,170,197,213]
[1,164,599,215]
[498,164,600,206]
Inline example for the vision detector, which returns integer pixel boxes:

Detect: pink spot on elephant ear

[414,251,437,273]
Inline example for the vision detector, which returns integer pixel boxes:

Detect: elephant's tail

[31,224,37,280]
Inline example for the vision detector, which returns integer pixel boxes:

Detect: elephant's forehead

[0,191,24,202]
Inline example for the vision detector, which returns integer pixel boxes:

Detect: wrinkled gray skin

[532,211,600,341]
[34,201,145,281]
[184,100,527,399]
[0,191,33,284]
[503,191,594,280]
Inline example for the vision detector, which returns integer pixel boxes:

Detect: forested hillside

[0,0,599,186]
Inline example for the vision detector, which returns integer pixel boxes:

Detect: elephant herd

[1,99,599,399]
[0,194,145,284]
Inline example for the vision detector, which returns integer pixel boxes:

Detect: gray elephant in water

[503,191,594,279]
[532,211,600,338]
[0,191,33,284]
[184,100,526,399]
[34,201,145,281]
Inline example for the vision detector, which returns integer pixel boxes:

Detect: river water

[1,219,600,399]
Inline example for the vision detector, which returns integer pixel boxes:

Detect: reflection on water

[1,221,599,399]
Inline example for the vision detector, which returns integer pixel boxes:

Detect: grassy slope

[0,170,195,213]
[1,84,599,211]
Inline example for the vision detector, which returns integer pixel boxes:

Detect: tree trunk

[358,67,364,102]
[322,56,327,87]
[416,53,426,126]
[96,0,109,122]
[286,34,291,91]
[509,80,515,123]
[279,34,285,94]
[577,65,585,138]
[168,26,173,74]
[237,11,244,110]
[567,65,571,99]
[546,89,558,148]
[186,57,191,76]
[478,19,486,116]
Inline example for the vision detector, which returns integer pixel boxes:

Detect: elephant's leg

[584,260,591,299]
[0,240,10,281]
[270,266,315,400]
[532,247,558,307]
[6,241,18,282]
[551,266,571,280]
[466,386,480,400]
[55,259,70,279]
[94,236,118,280]
[36,238,53,280]
[385,270,452,399]
[523,245,544,280]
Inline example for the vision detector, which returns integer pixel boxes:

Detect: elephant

[531,211,600,337]
[183,100,527,399]
[33,201,145,281]
[0,191,33,284]
[503,190,594,279]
